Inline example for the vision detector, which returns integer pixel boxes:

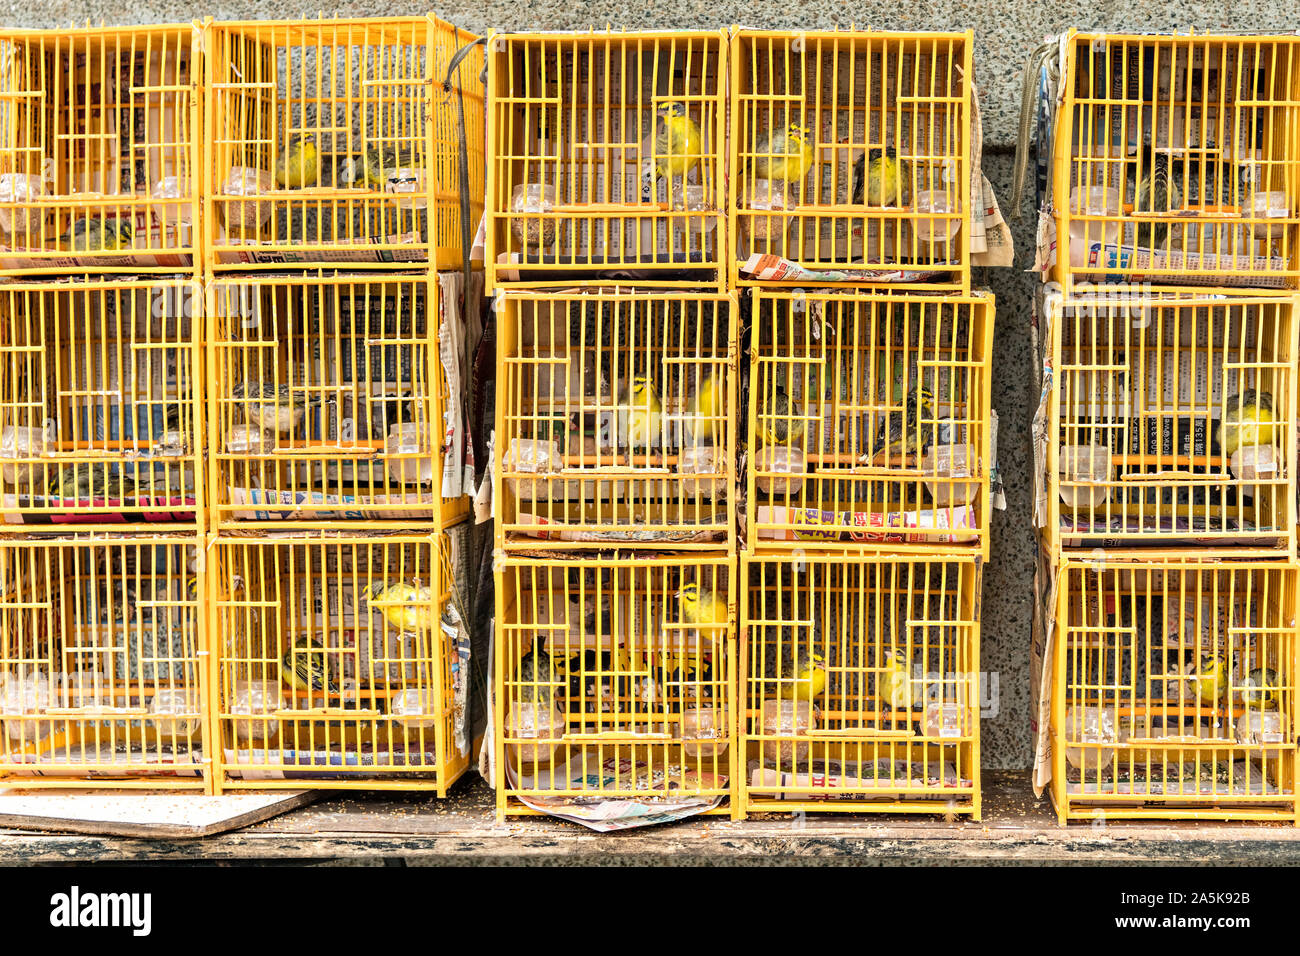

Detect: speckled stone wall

[20,2,1293,769]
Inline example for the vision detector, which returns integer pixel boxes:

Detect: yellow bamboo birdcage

[739,551,981,817]
[1054,31,1300,290]
[1049,555,1298,824]
[0,24,201,275]
[730,29,973,289]
[495,288,736,550]
[203,15,484,271]
[495,552,734,819]
[210,529,470,793]
[0,533,207,789]
[1046,290,1298,555]
[0,277,202,531]
[485,30,728,290]
[207,271,470,531]
[747,289,994,557]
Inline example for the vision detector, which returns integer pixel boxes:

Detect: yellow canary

[47,462,134,501]
[1190,655,1229,706]
[756,385,805,448]
[1216,390,1275,459]
[874,385,937,458]
[752,123,816,183]
[879,649,918,711]
[281,638,337,694]
[365,582,436,634]
[685,370,725,447]
[782,649,827,701]
[852,147,909,207]
[61,216,132,252]
[1241,667,1280,710]
[653,102,703,180]
[274,134,320,188]
[340,145,417,190]
[677,581,728,627]
[625,375,662,451]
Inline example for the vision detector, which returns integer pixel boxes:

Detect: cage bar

[0,533,207,789]
[1054,31,1300,290]
[739,551,981,817]
[495,288,736,550]
[495,552,735,819]
[1049,556,1298,824]
[730,29,973,289]
[1046,291,1298,555]
[747,289,994,557]
[0,24,201,274]
[204,16,483,270]
[210,530,469,792]
[0,277,202,531]
[485,30,728,290]
[207,271,469,530]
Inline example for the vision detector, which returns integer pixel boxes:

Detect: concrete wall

[21,1,1293,768]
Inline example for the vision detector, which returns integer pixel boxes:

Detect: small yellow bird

[625,375,663,452]
[274,134,320,189]
[1190,655,1229,706]
[339,145,417,190]
[756,385,805,448]
[653,102,703,180]
[752,123,817,183]
[878,649,919,711]
[281,638,337,694]
[852,147,910,207]
[61,216,132,252]
[1240,667,1280,710]
[677,581,728,627]
[1216,390,1275,459]
[364,582,435,634]
[684,370,725,447]
[781,648,827,701]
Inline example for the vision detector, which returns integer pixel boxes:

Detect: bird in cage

[274,134,320,189]
[338,145,418,190]
[229,381,325,437]
[780,648,827,701]
[151,402,188,454]
[1240,667,1280,710]
[624,375,663,451]
[756,384,805,448]
[652,102,703,181]
[516,636,556,705]
[872,384,937,460]
[1130,149,1183,248]
[751,122,816,183]
[1216,389,1275,459]
[60,216,132,252]
[684,370,724,447]
[878,648,921,711]
[851,147,909,208]
[677,581,728,627]
[363,581,436,634]
[47,462,135,502]
[281,637,337,694]
[1189,654,1229,706]
[91,577,137,626]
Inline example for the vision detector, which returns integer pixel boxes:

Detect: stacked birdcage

[734,29,990,819]
[487,29,740,819]
[0,24,208,788]
[201,15,482,793]
[1035,31,1300,824]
